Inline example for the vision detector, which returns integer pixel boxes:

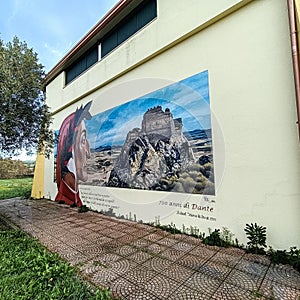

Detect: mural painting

[55,102,92,207]
[55,71,216,221]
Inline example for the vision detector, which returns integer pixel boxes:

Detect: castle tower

[141,106,177,138]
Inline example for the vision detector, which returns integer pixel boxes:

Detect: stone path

[0,198,300,299]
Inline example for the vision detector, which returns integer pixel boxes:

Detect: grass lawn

[0,225,115,300]
[0,177,32,199]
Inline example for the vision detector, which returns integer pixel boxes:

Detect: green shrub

[220,227,235,245]
[268,247,300,272]
[0,159,32,179]
[155,222,181,234]
[203,229,228,247]
[245,223,267,254]
[268,248,290,265]
[78,205,89,213]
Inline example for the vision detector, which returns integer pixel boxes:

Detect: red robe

[55,174,83,207]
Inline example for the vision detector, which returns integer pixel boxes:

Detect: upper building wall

[45,0,251,112]
[42,0,300,249]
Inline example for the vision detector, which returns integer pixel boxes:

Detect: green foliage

[202,227,237,247]
[78,205,89,213]
[181,224,205,239]
[202,229,223,246]
[268,248,290,264]
[268,246,300,272]
[220,227,235,245]
[155,222,182,234]
[251,289,275,300]
[203,228,230,247]
[244,223,267,254]
[0,229,114,300]
[0,177,32,199]
[149,219,300,274]
[150,219,206,239]
[289,247,300,271]
[0,36,53,158]
[0,158,32,179]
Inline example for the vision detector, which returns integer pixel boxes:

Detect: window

[101,0,157,58]
[65,45,98,84]
[65,0,157,85]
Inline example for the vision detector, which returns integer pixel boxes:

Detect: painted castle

[142,106,183,138]
[108,106,196,190]
[125,106,184,145]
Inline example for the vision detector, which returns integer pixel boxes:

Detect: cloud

[43,43,65,58]
[42,42,73,70]
[85,70,212,149]
[94,114,143,147]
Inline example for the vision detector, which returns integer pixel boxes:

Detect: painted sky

[85,70,211,149]
[0,0,119,72]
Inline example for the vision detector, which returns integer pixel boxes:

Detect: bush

[268,247,300,272]
[245,223,267,254]
[203,228,235,247]
[0,159,32,179]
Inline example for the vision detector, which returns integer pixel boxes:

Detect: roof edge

[44,0,132,86]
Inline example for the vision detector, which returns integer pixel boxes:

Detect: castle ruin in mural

[86,105,214,195]
[108,106,195,188]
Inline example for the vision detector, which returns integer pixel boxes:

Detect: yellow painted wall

[31,153,45,199]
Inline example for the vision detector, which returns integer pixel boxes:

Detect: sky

[0,0,119,72]
[85,70,211,149]
[0,0,119,160]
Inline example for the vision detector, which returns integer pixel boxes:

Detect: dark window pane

[65,45,98,84]
[101,0,157,58]
[137,0,157,28]
[66,0,157,84]
[118,16,137,44]
[102,31,118,57]
[75,58,86,77]
[86,46,98,68]
[66,67,76,84]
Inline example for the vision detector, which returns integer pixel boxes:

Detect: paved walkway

[0,198,300,300]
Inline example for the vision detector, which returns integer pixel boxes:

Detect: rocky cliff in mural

[107,106,214,194]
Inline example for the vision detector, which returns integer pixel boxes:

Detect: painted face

[74,121,90,182]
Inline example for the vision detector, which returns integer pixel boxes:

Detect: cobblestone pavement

[0,198,300,300]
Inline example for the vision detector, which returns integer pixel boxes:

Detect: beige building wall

[47,0,252,114]
[43,0,300,249]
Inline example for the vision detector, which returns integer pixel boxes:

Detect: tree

[0,158,31,179]
[0,36,53,158]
